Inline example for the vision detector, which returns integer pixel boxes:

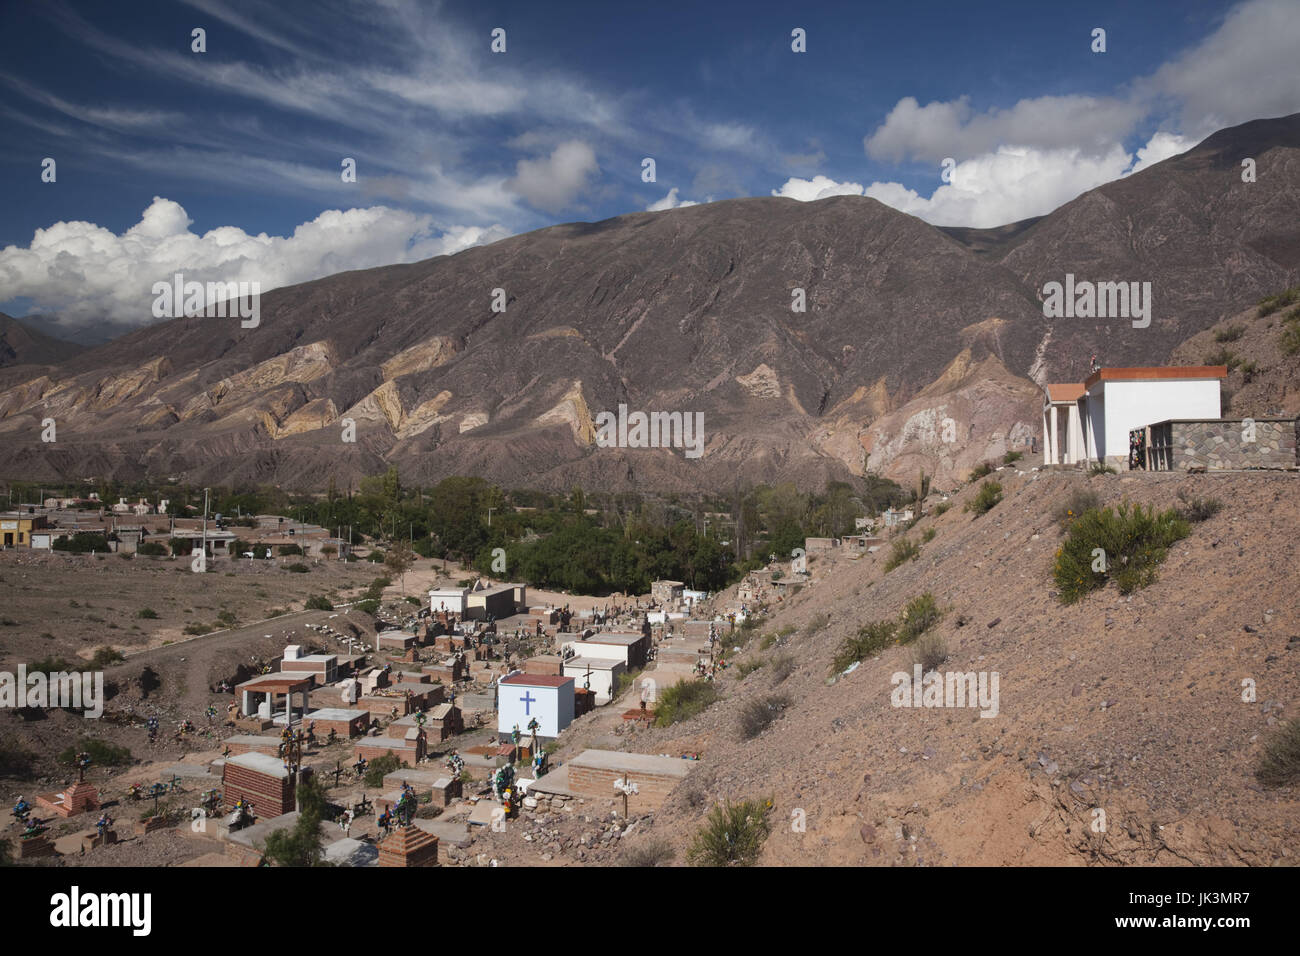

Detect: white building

[428,586,470,616]
[562,656,625,705]
[497,673,575,740]
[1043,365,1226,468]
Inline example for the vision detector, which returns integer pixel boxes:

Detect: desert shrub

[1053,486,1102,530]
[353,599,380,615]
[1240,360,1257,383]
[1204,347,1242,371]
[58,738,131,767]
[619,838,676,867]
[137,541,168,556]
[216,610,238,628]
[1175,490,1222,523]
[0,740,33,776]
[89,646,124,668]
[884,538,919,571]
[304,595,333,611]
[1281,319,1300,356]
[969,461,995,480]
[27,655,72,672]
[363,753,402,787]
[735,658,764,678]
[1053,502,1189,604]
[738,695,791,740]
[278,544,304,556]
[137,607,159,619]
[1255,718,1300,787]
[53,532,109,553]
[261,777,327,867]
[898,592,942,644]
[1002,450,1024,465]
[686,799,772,867]
[911,633,948,672]
[1214,325,1244,343]
[183,622,214,635]
[770,654,796,683]
[931,501,951,516]
[921,527,936,543]
[1257,286,1299,317]
[1088,462,1117,475]
[285,562,310,573]
[830,620,897,673]
[965,480,1002,516]
[653,679,720,728]
[802,613,829,636]
[758,633,777,651]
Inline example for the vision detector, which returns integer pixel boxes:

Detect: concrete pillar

[241,689,251,716]
[1049,405,1059,464]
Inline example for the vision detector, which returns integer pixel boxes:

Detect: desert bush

[1255,718,1300,787]
[1053,502,1189,604]
[735,658,764,678]
[363,753,402,787]
[738,694,791,740]
[965,480,1002,516]
[1214,325,1244,343]
[1204,347,1242,371]
[304,595,334,611]
[911,633,948,672]
[803,612,829,636]
[1053,486,1102,530]
[1002,450,1023,465]
[89,646,124,668]
[830,620,897,673]
[898,592,942,644]
[1281,319,1300,356]
[1257,286,1299,317]
[353,598,380,615]
[653,679,720,728]
[770,654,796,683]
[1240,360,1258,383]
[687,799,772,867]
[968,461,995,480]
[216,610,238,628]
[758,633,777,651]
[184,622,214,635]
[884,537,919,571]
[59,738,131,767]
[137,607,159,619]
[1175,490,1222,523]
[921,527,936,543]
[932,501,951,516]
[619,838,676,867]
[278,544,304,556]
[1088,462,1117,475]
[137,541,168,556]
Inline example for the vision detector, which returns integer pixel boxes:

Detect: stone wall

[1169,419,1298,471]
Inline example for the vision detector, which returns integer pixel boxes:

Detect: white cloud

[0,197,509,329]
[507,140,600,214]
[645,188,699,211]
[1143,0,1300,137]
[772,175,866,202]
[778,132,1198,228]
[864,94,1144,165]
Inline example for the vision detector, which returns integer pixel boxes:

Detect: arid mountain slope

[608,469,1300,866]
[2,114,1299,492]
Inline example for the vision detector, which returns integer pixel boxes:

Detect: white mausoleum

[1043,366,1226,467]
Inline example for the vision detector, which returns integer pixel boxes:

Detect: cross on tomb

[520,691,536,715]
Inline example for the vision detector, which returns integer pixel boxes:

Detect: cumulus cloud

[772,175,867,202]
[0,197,509,329]
[1143,0,1300,137]
[864,94,1145,165]
[775,132,1199,228]
[645,188,699,211]
[507,140,600,213]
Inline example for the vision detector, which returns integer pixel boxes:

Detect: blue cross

[520,691,536,715]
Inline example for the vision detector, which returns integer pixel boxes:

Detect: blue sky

[1,0,1298,337]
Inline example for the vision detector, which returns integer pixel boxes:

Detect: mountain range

[2,113,1299,494]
